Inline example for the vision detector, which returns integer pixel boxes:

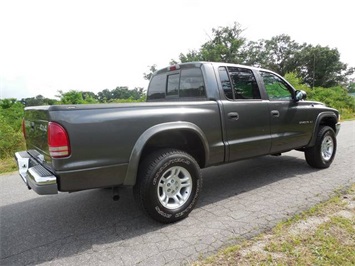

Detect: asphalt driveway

[1,121,354,265]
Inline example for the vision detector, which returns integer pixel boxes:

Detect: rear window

[147,67,206,101]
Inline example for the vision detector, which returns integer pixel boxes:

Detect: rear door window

[218,66,261,100]
[218,67,233,99]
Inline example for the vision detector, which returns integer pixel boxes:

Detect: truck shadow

[0,153,319,264]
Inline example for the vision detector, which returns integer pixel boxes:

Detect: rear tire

[133,149,202,223]
[305,126,336,168]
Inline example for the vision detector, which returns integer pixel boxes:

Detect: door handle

[228,112,239,120]
[271,110,280,117]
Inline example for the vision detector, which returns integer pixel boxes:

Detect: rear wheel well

[139,130,206,168]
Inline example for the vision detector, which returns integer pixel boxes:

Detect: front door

[258,71,313,153]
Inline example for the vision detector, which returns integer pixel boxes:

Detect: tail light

[48,122,71,158]
[22,119,26,139]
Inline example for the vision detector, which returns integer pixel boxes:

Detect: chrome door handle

[271,110,280,117]
[228,112,239,120]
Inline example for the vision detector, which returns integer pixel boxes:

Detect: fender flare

[123,122,209,185]
[308,111,338,147]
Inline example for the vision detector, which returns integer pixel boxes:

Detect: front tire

[133,149,202,223]
[305,126,337,168]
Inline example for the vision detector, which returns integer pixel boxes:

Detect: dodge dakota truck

[15,62,340,223]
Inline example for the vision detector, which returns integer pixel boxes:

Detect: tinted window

[260,71,292,100]
[148,74,166,100]
[218,67,233,99]
[147,67,206,101]
[180,68,205,97]
[224,67,260,100]
[167,74,179,97]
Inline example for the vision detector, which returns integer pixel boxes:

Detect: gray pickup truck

[15,62,340,223]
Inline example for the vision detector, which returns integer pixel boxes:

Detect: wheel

[133,149,202,223]
[305,126,337,169]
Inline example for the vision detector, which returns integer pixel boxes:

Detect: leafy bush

[0,100,24,131]
[0,100,25,159]
[0,114,25,159]
[285,73,355,119]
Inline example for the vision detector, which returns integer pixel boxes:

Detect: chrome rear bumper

[15,151,58,195]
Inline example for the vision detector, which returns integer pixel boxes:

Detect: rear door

[218,66,271,161]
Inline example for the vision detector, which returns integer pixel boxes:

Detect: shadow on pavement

[0,153,318,265]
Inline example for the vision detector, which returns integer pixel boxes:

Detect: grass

[193,184,355,266]
[0,157,17,174]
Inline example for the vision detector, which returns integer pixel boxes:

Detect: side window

[260,71,292,100]
[218,67,233,99]
[147,74,166,100]
[220,67,260,100]
[167,74,179,97]
[228,67,260,99]
[180,68,205,97]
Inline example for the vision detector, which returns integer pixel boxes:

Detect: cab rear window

[147,68,206,101]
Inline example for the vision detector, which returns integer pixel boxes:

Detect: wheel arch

[123,122,209,185]
[308,112,338,147]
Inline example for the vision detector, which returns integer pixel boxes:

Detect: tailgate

[24,107,51,163]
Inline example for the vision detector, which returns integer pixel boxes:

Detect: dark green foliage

[241,34,304,76]
[179,22,245,63]
[309,86,355,116]
[295,45,353,88]
[57,90,98,104]
[0,100,25,158]
[0,114,25,158]
[348,80,355,93]
[0,99,24,131]
[97,87,145,103]
[57,87,146,104]
[176,23,353,89]
[22,95,57,106]
[285,73,355,119]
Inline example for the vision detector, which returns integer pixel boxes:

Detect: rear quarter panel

[48,102,224,190]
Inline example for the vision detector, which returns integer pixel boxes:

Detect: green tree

[260,34,303,76]
[285,72,355,119]
[21,95,57,106]
[242,35,304,76]
[296,45,354,88]
[57,90,98,104]
[97,87,146,102]
[174,22,353,89]
[82,91,98,102]
[178,22,246,63]
[0,99,25,158]
[0,99,24,131]
[347,79,355,93]
[0,114,25,158]
[97,89,113,102]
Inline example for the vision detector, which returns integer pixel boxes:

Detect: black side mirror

[295,90,307,101]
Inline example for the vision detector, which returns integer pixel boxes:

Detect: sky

[0,0,354,100]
